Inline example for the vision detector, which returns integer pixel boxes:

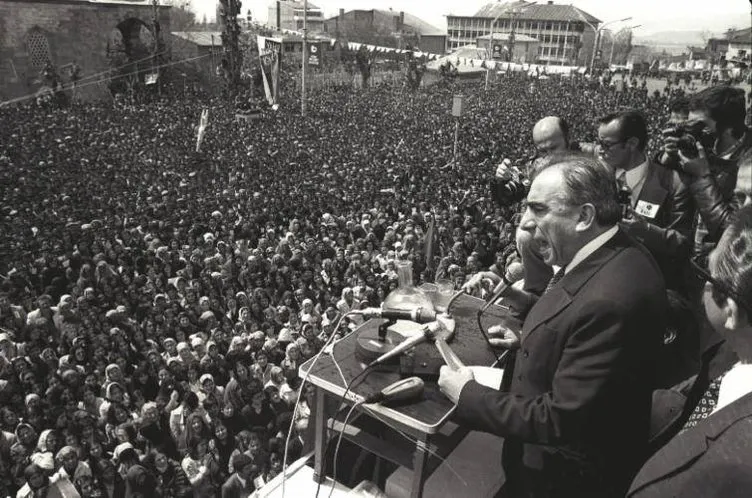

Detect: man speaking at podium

[439,153,668,498]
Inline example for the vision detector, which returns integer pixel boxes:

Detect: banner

[258,35,281,106]
[308,43,320,66]
[196,108,209,152]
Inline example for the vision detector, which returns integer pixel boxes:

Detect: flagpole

[301,0,308,116]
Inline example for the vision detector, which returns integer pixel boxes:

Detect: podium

[299,293,519,498]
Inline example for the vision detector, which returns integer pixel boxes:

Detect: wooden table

[299,293,519,498]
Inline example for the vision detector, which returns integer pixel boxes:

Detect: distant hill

[634,30,714,47]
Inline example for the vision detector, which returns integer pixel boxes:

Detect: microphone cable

[328,400,365,498]
[476,273,513,366]
[313,364,375,498]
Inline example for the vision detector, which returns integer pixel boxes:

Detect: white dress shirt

[615,160,649,206]
[714,362,752,414]
[565,225,619,275]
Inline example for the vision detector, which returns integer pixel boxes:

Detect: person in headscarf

[199,374,224,410]
[15,423,38,454]
[18,462,75,498]
[105,364,125,386]
[99,382,127,422]
[112,443,140,481]
[35,429,60,458]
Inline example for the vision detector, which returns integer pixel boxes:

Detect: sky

[191,0,750,37]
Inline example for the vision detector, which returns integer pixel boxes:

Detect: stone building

[0,0,171,103]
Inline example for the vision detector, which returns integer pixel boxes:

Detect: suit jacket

[221,473,255,498]
[620,162,693,295]
[629,391,752,498]
[456,229,667,498]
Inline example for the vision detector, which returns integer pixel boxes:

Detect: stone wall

[0,0,171,103]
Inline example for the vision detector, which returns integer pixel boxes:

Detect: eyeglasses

[690,256,752,316]
[597,139,625,151]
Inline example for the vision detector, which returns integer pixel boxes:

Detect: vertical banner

[308,42,320,66]
[257,35,282,106]
[196,108,209,152]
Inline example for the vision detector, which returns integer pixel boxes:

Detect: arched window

[26,30,52,70]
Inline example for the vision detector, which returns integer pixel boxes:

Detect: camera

[491,162,531,207]
[492,177,530,206]
[662,121,709,163]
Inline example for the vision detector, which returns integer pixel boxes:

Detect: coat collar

[629,391,752,495]
[521,229,628,340]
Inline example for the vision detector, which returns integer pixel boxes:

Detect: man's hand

[495,159,513,179]
[678,141,711,178]
[461,271,500,296]
[488,324,520,350]
[438,365,475,404]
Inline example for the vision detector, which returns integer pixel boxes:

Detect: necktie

[544,267,565,294]
[616,170,633,214]
[616,170,630,193]
[681,374,723,432]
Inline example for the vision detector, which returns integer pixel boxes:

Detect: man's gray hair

[533,152,621,226]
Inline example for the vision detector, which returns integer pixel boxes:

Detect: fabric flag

[258,35,281,106]
[195,108,209,152]
[425,212,436,270]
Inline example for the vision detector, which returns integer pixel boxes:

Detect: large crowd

[0,73,684,497]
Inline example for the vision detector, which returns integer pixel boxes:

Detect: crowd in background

[0,74,680,497]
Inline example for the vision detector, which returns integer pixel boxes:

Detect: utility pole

[151,0,161,95]
[301,0,308,116]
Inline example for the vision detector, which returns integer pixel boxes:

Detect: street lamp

[575,12,632,75]
[607,25,641,66]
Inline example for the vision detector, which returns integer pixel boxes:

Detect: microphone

[364,377,424,404]
[370,328,430,366]
[480,261,525,314]
[353,307,437,324]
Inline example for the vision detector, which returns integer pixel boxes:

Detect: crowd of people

[0,72,697,497]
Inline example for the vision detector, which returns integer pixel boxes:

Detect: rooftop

[277,0,321,11]
[325,9,444,36]
[473,1,600,25]
[728,27,752,45]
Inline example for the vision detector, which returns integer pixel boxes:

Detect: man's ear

[575,204,596,232]
[724,297,747,330]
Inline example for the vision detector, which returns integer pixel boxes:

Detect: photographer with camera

[597,110,694,297]
[660,86,752,272]
[487,117,587,298]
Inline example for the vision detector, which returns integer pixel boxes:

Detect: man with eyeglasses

[628,204,752,498]
[596,110,694,298]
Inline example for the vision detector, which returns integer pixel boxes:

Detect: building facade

[266,0,324,33]
[726,27,751,64]
[0,0,171,102]
[476,33,539,63]
[323,9,446,55]
[446,0,600,65]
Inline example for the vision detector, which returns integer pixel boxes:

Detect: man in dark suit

[597,110,697,386]
[597,110,694,296]
[221,453,259,498]
[628,204,752,498]
[439,153,667,498]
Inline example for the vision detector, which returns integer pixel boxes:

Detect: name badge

[635,200,659,219]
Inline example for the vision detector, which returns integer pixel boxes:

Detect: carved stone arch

[116,18,156,63]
